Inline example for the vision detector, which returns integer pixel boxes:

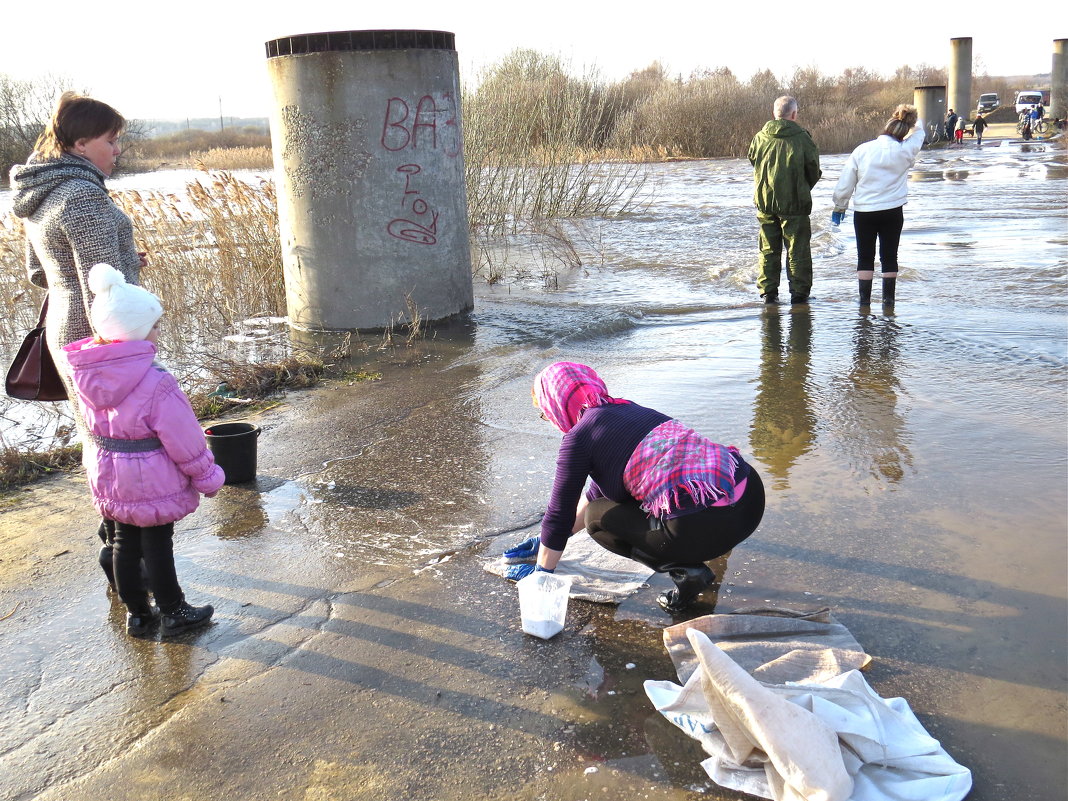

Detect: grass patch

[0,443,82,492]
[187,355,326,418]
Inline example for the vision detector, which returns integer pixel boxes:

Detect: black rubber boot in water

[882,276,897,306]
[126,602,160,637]
[657,565,715,614]
[858,279,873,305]
[160,601,214,637]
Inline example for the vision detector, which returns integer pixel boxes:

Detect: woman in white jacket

[832,105,924,306]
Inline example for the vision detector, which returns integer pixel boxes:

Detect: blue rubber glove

[504,564,555,581]
[831,210,846,226]
[503,535,540,564]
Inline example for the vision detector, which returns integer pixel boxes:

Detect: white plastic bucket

[517,571,572,639]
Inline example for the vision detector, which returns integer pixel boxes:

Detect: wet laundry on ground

[645,608,972,801]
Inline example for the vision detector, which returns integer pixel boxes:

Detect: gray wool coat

[9,153,141,433]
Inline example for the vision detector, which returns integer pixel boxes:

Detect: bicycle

[1017,118,1048,136]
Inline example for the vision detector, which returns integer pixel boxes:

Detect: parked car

[976,93,1000,113]
[1015,91,1045,114]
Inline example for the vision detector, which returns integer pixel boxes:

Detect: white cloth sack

[645,629,972,801]
[662,607,872,685]
[483,529,653,603]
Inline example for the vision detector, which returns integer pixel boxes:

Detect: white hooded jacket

[832,121,925,213]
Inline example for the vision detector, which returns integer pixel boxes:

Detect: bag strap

[36,295,49,328]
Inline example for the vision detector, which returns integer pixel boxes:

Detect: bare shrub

[110,170,285,357]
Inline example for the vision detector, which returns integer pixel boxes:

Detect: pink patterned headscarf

[532,362,627,433]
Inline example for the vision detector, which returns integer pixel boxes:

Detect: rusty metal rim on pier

[266,30,455,58]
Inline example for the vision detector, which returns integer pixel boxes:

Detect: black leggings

[854,206,904,274]
[584,469,765,567]
[113,522,184,611]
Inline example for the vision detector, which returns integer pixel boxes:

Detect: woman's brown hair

[34,92,125,159]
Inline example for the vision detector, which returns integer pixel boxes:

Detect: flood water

[2,139,1066,799]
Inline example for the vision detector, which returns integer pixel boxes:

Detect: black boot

[658,565,716,613]
[882,276,896,306]
[99,544,116,592]
[761,292,779,305]
[160,600,214,637]
[126,601,160,637]
[858,279,873,305]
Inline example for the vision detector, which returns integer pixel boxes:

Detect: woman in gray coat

[9,92,146,582]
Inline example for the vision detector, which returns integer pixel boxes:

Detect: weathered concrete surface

[2,310,1064,800]
[0,343,719,801]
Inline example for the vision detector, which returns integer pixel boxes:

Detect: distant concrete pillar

[265,30,474,333]
[948,37,973,118]
[914,86,947,143]
[1053,39,1068,120]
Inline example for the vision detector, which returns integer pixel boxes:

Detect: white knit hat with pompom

[87,263,163,342]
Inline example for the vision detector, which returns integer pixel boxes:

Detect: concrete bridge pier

[948,37,973,119]
[265,30,474,333]
[914,85,947,143]
[1052,39,1067,121]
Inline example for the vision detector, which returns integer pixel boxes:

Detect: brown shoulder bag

[5,297,68,402]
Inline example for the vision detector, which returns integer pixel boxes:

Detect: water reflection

[749,307,816,490]
[206,482,273,540]
[831,312,913,484]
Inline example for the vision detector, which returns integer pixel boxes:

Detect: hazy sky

[2,1,1062,120]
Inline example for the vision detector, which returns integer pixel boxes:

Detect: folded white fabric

[645,628,972,801]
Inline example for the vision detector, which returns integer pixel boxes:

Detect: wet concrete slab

[2,318,1064,800]
[0,347,727,801]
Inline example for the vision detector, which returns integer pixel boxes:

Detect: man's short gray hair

[774,96,798,119]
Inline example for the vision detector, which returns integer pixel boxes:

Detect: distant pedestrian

[61,264,225,638]
[747,95,822,305]
[832,104,925,307]
[945,108,958,142]
[954,116,966,145]
[973,114,988,146]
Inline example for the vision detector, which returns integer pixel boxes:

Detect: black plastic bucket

[204,422,261,484]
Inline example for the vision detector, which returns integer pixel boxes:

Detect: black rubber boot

[858,279,873,305]
[882,276,897,306]
[790,294,809,305]
[99,544,116,592]
[657,565,716,614]
[160,600,214,637]
[630,549,716,614]
[126,602,160,637]
[761,292,778,305]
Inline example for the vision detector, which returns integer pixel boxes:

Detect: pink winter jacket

[61,337,225,527]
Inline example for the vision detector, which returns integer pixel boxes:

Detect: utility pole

[219,96,224,131]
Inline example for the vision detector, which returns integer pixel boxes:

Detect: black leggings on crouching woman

[584,469,765,567]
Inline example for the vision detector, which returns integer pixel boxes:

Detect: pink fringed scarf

[623,420,741,517]
[532,362,627,433]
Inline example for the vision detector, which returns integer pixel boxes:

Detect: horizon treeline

[0,52,1028,177]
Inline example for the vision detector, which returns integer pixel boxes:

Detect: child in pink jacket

[63,263,225,637]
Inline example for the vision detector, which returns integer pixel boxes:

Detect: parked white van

[1015,91,1044,114]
